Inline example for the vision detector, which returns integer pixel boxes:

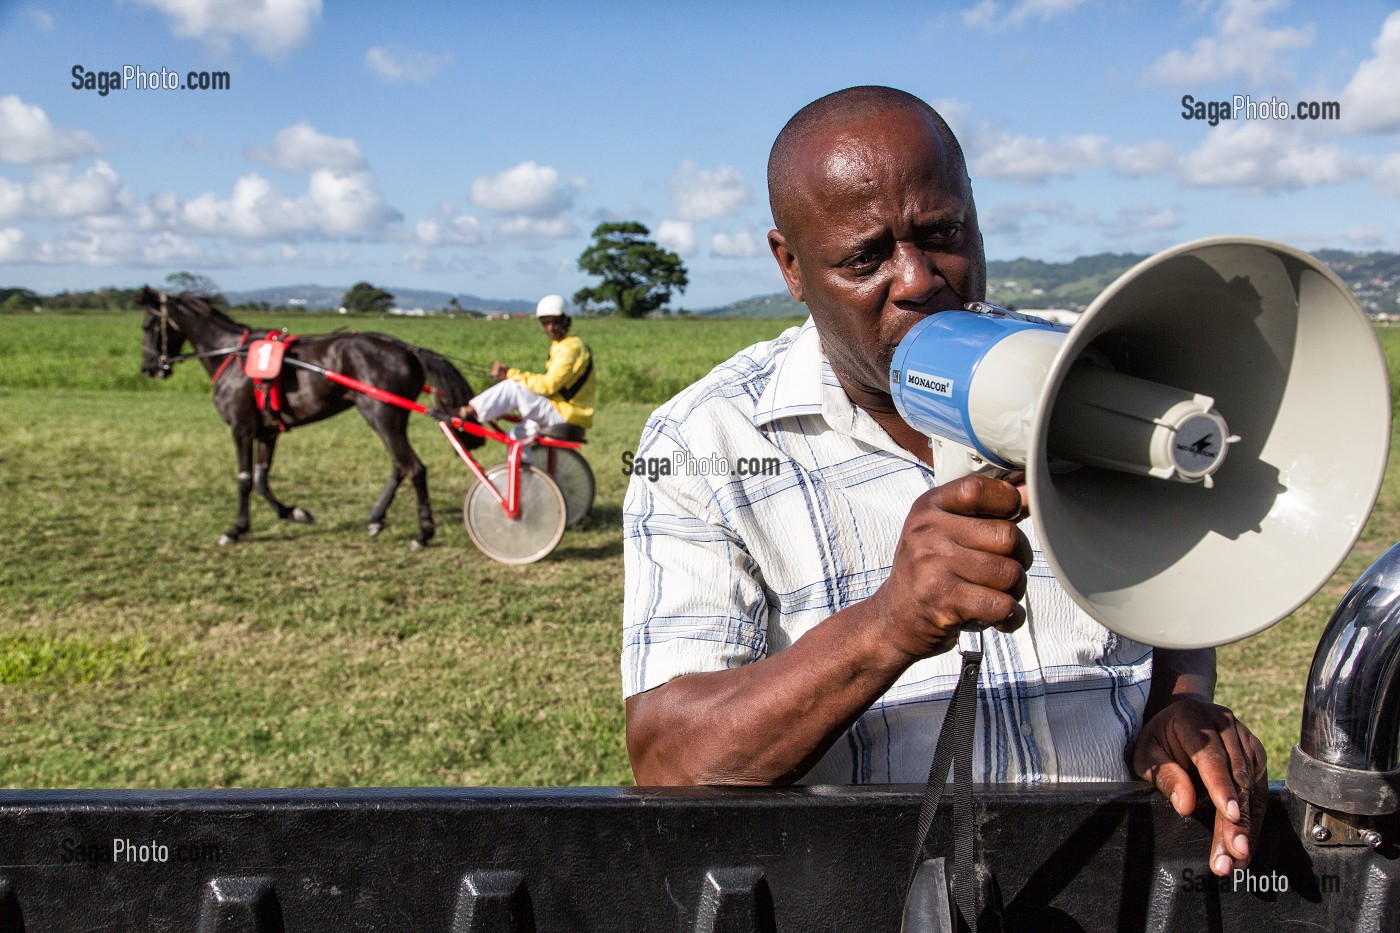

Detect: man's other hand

[868,473,1034,662]
[1133,698,1268,876]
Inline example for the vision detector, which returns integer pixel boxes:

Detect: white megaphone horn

[889,236,1392,649]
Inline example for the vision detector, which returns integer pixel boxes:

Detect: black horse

[137,286,483,548]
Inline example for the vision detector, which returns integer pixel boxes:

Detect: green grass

[0,312,799,788]
[0,311,795,405]
[0,311,1396,787]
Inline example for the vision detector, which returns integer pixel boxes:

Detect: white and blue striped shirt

[622,319,1151,784]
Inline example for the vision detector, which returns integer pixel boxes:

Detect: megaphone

[889,237,1391,649]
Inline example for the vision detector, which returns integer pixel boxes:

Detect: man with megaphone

[622,85,1267,879]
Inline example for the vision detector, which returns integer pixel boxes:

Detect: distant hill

[8,248,1395,319]
[983,249,1400,315]
[693,249,1400,317]
[222,285,534,315]
[696,292,805,318]
[984,253,1148,312]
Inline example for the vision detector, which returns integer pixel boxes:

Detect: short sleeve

[621,416,770,698]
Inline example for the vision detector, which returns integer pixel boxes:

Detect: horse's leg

[220,429,255,546]
[364,404,434,549]
[367,473,401,538]
[255,435,314,525]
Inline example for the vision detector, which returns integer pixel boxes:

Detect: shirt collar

[753,318,827,427]
[753,318,928,465]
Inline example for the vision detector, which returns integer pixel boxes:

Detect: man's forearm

[626,599,920,785]
[1144,647,1217,722]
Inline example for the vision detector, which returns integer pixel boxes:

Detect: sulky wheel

[538,447,595,529]
[463,462,567,564]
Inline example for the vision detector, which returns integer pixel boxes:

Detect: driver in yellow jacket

[458,294,595,440]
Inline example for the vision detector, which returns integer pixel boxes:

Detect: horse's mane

[169,292,242,327]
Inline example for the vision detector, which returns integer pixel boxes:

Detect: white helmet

[536,294,568,318]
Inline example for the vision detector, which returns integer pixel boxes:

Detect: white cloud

[0,215,371,268]
[655,219,697,257]
[1147,0,1314,85]
[1178,121,1367,190]
[249,121,365,173]
[27,161,130,219]
[497,216,576,240]
[0,160,130,222]
[1332,225,1388,248]
[23,8,55,31]
[0,95,101,164]
[159,164,399,240]
[1338,11,1400,134]
[1377,153,1400,196]
[132,231,211,266]
[969,128,1106,184]
[415,205,486,247]
[413,200,577,250]
[0,179,23,222]
[930,98,973,148]
[978,198,1086,239]
[1102,205,1182,239]
[711,229,762,258]
[961,0,1000,29]
[130,0,322,60]
[0,228,25,262]
[177,122,400,237]
[305,167,399,235]
[1111,141,1178,178]
[514,255,576,279]
[176,173,306,238]
[401,247,498,276]
[962,0,1089,29]
[670,161,753,222]
[365,46,453,83]
[470,161,578,218]
[25,228,288,268]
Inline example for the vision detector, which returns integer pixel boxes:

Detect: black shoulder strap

[903,635,992,932]
[558,342,593,402]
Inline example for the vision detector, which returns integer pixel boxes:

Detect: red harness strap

[210,329,250,386]
[246,331,300,431]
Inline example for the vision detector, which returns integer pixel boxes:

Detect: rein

[153,292,249,383]
[434,350,493,379]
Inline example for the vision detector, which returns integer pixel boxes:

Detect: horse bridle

[151,292,246,379]
[153,292,180,376]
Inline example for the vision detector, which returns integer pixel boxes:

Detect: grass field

[1,310,1397,788]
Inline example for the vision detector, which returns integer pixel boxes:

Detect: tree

[342,281,394,315]
[165,271,220,297]
[2,292,34,313]
[574,221,687,318]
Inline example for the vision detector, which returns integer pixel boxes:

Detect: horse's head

[138,286,186,379]
[452,403,487,450]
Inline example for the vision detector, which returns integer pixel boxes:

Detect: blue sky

[1,0,1398,308]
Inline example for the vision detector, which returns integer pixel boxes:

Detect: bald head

[767,86,968,238]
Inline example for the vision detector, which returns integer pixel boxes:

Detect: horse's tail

[412,346,476,413]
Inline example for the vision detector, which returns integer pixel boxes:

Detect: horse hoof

[217,533,235,546]
[368,522,384,537]
[409,539,425,551]
[292,507,315,524]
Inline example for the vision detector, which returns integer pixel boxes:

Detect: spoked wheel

[539,447,595,529]
[463,462,566,564]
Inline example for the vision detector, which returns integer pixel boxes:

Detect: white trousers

[470,378,568,441]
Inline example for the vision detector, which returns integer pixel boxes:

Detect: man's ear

[768,229,804,303]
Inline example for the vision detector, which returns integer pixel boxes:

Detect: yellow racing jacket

[506,334,596,428]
